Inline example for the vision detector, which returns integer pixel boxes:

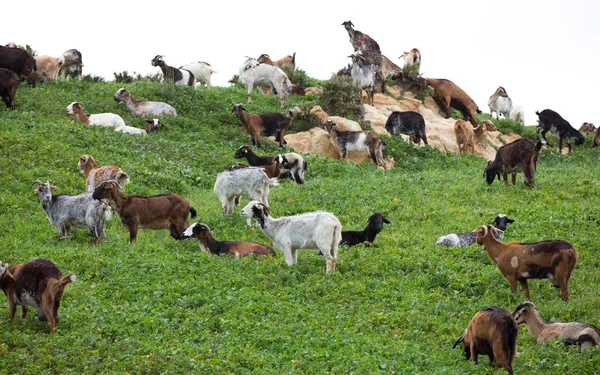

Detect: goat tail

[291,52,296,66]
[49,273,76,293]
[453,330,466,348]
[189,207,198,219]
[331,223,341,258]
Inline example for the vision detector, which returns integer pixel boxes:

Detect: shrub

[113,71,134,84]
[318,75,364,120]
[289,102,321,132]
[82,74,105,83]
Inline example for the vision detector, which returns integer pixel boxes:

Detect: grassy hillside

[1,80,599,374]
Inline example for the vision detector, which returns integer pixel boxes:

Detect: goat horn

[31,179,44,187]
[481,225,488,237]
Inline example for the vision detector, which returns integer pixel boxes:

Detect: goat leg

[518,279,532,301]
[558,137,564,153]
[21,305,28,319]
[540,130,553,147]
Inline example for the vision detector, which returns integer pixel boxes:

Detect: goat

[114,88,177,117]
[58,49,83,80]
[231,104,290,147]
[512,302,600,351]
[349,54,375,106]
[78,155,130,193]
[34,55,61,80]
[509,104,525,124]
[454,119,496,153]
[424,78,481,127]
[488,86,513,119]
[92,181,197,243]
[238,57,292,108]
[536,109,585,153]
[0,44,36,87]
[483,138,543,188]
[145,118,164,133]
[385,111,428,145]
[33,180,110,245]
[399,48,421,81]
[290,84,305,96]
[0,259,75,334]
[66,102,126,128]
[341,212,390,246]
[341,20,381,53]
[360,50,403,93]
[473,224,579,301]
[579,122,596,136]
[240,201,342,273]
[151,55,195,86]
[234,145,307,184]
[453,306,518,374]
[257,53,296,67]
[213,167,277,215]
[326,120,386,168]
[593,126,600,148]
[183,223,275,257]
[0,68,18,109]
[179,61,216,86]
[436,214,514,247]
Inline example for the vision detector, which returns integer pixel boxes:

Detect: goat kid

[0,68,18,109]
[341,212,390,246]
[183,223,275,257]
[214,167,277,215]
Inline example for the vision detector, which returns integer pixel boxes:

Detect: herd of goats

[1,20,599,373]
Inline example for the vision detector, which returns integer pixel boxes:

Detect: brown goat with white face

[454,306,518,374]
[0,259,75,334]
[183,223,275,257]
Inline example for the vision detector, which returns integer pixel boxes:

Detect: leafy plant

[318,75,364,120]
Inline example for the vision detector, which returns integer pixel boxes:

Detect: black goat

[536,109,584,153]
[385,111,428,145]
[341,212,390,246]
[0,45,36,87]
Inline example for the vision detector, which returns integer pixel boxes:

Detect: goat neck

[478,228,504,262]
[79,161,93,178]
[519,309,547,339]
[73,106,90,125]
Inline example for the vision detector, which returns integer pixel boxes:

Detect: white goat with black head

[436,214,514,247]
[488,86,513,120]
[241,201,342,273]
[239,57,292,108]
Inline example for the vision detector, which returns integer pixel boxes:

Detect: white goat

[213,167,277,215]
[509,104,525,124]
[114,88,177,117]
[349,54,375,106]
[400,48,421,80]
[239,58,291,109]
[179,61,216,86]
[240,201,342,273]
[66,102,126,128]
[488,86,513,119]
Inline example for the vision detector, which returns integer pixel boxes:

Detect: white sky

[8,0,599,127]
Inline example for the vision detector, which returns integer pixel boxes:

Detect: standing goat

[257,53,296,67]
[151,55,195,86]
[0,259,75,334]
[488,86,513,119]
[399,48,421,81]
[512,302,600,351]
[78,155,130,193]
[385,111,428,145]
[58,49,83,80]
[579,122,596,136]
[114,88,177,117]
[593,127,600,148]
[326,120,386,168]
[92,181,197,243]
[33,180,110,245]
[213,167,277,215]
[234,145,307,184]
[241,201,342,273]
[238,57,292,108]
[454,306,518,374]
[0,68,18,109]
[424,78,481,127]
[360,50,403,93]
[509,104,525,124]
[341,212,390,246]
[483,138,543,188]
[183,223,275,257]
[473,225,579,301]
[454,119,496,154]
[179,61,216,86]
[341,20,381,53]
[536,109,584,153]
[349,54,375,106]
[231,104,290,147]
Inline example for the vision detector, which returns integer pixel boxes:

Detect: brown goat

[454,119,496,153]
[183,223,275,257]
[0,68,18,109]
[0,259,75,334]
[474,225,579,301]
[593,126,600,148]
[341,20,381,53]
[454,306,518,374]
[232,104,289,147]
[78,155,130,192]
[92,181,197,243]
[424,78,481,127]
[145,119,164,133]
[256,53,296,67]
[484,138,543,188]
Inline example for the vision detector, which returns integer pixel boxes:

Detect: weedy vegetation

[0,78,599,374]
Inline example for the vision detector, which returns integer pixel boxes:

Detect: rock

[305,87,322,95]
[327,116,362,131]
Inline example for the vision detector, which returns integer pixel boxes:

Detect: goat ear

[507,218,515,223]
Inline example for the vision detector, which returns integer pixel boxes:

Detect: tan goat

[256,53,296,67]
[454,119,496,153]
[78,155,130,192]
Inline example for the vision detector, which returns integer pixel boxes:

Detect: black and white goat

[151,55,195,86]
[536,109,584,153]
[234,145,307,184]
[213,167,277,215]
[326,120,385,168]
[436,214,514,247]
[241,201,342,273]
[341,212,390,246]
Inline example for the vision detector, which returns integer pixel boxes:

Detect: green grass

[1,80,600,374]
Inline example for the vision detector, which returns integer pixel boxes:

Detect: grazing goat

[536,109,585,153]
[92,181,197,243]
[593,127,600,148]
[0,259,75,334]
[33,180,110,245]
[360,50,403,93]
[114,88,177,117]
[241,201,342,273]
[231,104,290,147]
[78,155,130,193]
[238,57,292,108]
[488,86,513,119]
[484,138,543,188]
[579,122,596,136]
[473,225,579,301]
[341,212,390,246]
[424,78,481,127]
[58,49,83,80]
[179,61,216,86]
[341,20,381,53]
[326,120,386,168]
[257,53,296,67]
[234,145,307,184]
[385,111,428,145]
[399,48,421,81]
[213,167,277,215]
[349,54,375,106]
[34,55,61,80]
[183,223,275,257]
[145,118,164,133]
[290,84,305,96]
[509,104,525,124]
[454,306,518,374]
[151,55,195,86]
[436,214,514,247]
[513,302,600,351]
[0,44,36,87]
[66,102,126,128]
[454,119,496,153]
[0,68,18,109]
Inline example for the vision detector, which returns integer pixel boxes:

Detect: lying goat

[183,223,275,257]
[436,214,514,247]
[114,88,177,117]
[341,212,389,246]
[513,302,600,351]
